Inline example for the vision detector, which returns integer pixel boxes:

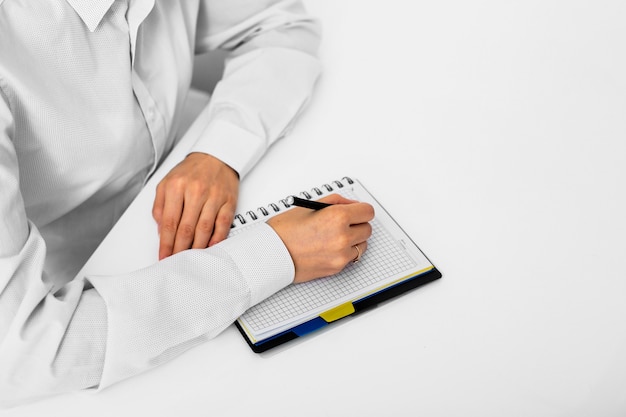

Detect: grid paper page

[240,215,417,334]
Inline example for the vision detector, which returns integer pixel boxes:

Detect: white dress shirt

[0,0,320,406]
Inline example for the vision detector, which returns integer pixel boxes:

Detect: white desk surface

[6,1,626,416]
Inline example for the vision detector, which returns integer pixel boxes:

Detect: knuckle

[166,176,186,191]
[177,223,195,239]
[156,179,168,191]
[335,233,350,249]
[215,212,234,228]
[196,219,214,234]
[330,256,348,272]
[335,209,350,224]
[160,218,178,233]
[189,180,207,196]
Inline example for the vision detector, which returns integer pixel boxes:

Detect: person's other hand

[267,194,374,283]
[152,152,239,260]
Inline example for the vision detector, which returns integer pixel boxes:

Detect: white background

[5,0,626,416]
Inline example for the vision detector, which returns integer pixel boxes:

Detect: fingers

[350,241,368,263]
[348,222,373,248]
[153,153,239,260]
[318,194,375,224]
[322,201,375,235]
[344,201,376,226]
[188,201,236,249]
[338,223,370,267]
[188,201,218,250]
[268,197,375,283]
[323,202,374,268]
[206,202,236,247]
[178,191,215,251]
[156,189,236,259]
[317,194,359,205]
[154,181,186,260]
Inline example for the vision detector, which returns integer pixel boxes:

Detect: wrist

[217,223,295,304]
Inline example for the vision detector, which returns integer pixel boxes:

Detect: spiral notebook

[233,177,442,352]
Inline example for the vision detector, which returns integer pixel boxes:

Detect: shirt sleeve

[0,94,295,406]
[189,0,322,177]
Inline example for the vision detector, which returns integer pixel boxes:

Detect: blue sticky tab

[292,317,328,337]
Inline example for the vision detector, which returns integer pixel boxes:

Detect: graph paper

[231,178,434,341]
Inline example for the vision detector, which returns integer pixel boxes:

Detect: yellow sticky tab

[320,302,355,322]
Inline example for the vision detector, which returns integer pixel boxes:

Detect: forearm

[0,223,294,406]
[89,223,293,389]
[0,226,107,406]
[191,0,322,177]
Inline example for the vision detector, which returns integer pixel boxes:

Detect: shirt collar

[66,0,115,32]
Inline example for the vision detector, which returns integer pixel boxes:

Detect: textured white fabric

[89,223,294,391]
[0,0,319,407]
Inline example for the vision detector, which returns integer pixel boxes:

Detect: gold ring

[352,244,362,263]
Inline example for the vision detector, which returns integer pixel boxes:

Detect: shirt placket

[126,0,166,180]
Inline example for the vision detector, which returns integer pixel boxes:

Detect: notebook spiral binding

[231,176,354,228]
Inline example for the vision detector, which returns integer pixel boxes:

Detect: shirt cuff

[88,222,293,390]
[218,222,295,305]
[188,119,265,179]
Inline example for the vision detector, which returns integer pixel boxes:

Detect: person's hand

[152,152,239,260]
[267,194,375,283]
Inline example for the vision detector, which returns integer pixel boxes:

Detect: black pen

[286,195,332,210]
